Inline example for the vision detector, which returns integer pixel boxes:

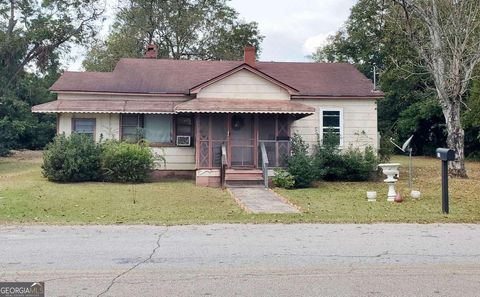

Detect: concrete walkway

[228,186,300,213]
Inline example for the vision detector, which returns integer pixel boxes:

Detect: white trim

[319,108,344,147]
[175,110,313,114]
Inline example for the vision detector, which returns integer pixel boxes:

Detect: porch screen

[258,115,290,168]
[198,114,228,168]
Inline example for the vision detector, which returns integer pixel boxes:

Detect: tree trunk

[444,100,468,178]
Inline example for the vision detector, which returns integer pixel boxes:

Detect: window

[121,114,174,144]
[121,115,143,142]
[72,118,95,138]
[321,109,343,146]
[144,114,172,143]
[176,116,194,137]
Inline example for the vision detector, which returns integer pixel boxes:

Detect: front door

[230,114,254,167]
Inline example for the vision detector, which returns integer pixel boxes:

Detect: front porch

[193,113,294,187]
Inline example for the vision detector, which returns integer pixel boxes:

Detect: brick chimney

[144,44,157,59]
[244,45,256,67]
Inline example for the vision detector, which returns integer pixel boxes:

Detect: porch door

[230,114,255,167]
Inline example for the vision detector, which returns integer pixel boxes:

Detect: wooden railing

[260,142,269,188]
[220,144,227,189]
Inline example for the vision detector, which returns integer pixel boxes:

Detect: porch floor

[228,187,300,214]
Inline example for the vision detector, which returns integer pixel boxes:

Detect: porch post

[195,114,201,169]
[253,114,259,168]
[227,114,232,168]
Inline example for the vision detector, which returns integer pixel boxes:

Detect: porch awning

[31,100,176,114]
[174,99,315,115]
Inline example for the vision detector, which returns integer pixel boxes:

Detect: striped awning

[174,99,315,115]
[31,100,176,114]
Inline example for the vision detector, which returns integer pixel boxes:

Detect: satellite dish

[401,135,414,152]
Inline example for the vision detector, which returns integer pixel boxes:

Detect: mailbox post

[436,148,455,214]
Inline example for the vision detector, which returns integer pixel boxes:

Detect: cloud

[65,0,356,70]
[302,32,335,57]
[229,0,355,62]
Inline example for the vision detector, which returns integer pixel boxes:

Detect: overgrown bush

[312,132,378,182]
[42,133,102,182]
[101,140,155,183]
[272,168,295,189]
[286,133,314,188]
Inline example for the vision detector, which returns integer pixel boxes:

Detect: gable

[196,69,291,100]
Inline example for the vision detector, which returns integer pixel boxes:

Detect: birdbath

[378,163,401,202]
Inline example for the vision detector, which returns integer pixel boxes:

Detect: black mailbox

[436,148,455,161]
[436,147,455,214]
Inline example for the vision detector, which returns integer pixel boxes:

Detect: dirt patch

[7,150,44,162]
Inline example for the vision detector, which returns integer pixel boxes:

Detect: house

[32,46,383,187]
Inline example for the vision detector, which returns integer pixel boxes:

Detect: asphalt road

[1,224,479,297]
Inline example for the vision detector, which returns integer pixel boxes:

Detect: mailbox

[436,148,455,161]
[436,148,455,214]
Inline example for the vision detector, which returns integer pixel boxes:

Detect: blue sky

[65,0,356,70]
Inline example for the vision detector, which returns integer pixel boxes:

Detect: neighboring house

[32,46,383,187]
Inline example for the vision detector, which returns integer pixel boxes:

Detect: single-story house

[32,46,383,187]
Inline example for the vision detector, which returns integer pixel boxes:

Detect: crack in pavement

[96,228,168,297]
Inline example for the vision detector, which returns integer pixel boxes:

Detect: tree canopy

[312,0,447,157]
[83,0,264,71]
[0,0,105,155]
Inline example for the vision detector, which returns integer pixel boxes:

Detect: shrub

[42,133,101,182]
[313,141,378,182]
[286,133,314,188]
[272,168,295,189]
[101,140,155,183]
[378,132,395,163]
[340,146,378,181]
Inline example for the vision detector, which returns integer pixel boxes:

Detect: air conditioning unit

[176,135,191,146]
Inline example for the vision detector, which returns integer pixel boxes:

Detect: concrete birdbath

[378,163,401,202]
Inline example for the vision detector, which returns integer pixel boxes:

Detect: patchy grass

[0,151,479,225]
[0,151,246,225]
[276,156,480,223]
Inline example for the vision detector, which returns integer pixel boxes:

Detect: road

[1,224,479,297]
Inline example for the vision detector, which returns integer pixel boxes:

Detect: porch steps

[225,169,263,180]
[225,169,264,187]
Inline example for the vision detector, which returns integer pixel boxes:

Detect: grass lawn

[0,151,479,225]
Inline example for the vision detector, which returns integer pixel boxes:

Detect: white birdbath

[378,163,401,202]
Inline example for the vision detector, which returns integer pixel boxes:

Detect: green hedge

[282,133,378,188]
[42,135,155,183]
[101,140,154,183]
[42,133,101,182]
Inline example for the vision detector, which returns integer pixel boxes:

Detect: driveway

[1,224,479,297]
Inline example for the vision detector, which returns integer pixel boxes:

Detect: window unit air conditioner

[176,135,191,146]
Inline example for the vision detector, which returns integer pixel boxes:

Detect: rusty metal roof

[31,100,176,114]
[32,98,315,115]
[50,59,383,98]
[174,99,315,114]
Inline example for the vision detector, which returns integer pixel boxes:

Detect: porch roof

[31,100,176,114]
[174,99,315,115]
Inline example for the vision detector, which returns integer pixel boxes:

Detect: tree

[0,0,105,155]
[463,67,480,158]
[83,0,264,71]
[312,0,445,156]
[392,0,480,177]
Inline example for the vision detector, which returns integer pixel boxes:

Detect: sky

[65,0,356,71]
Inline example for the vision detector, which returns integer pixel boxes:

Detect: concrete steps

[225,169,264,187]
